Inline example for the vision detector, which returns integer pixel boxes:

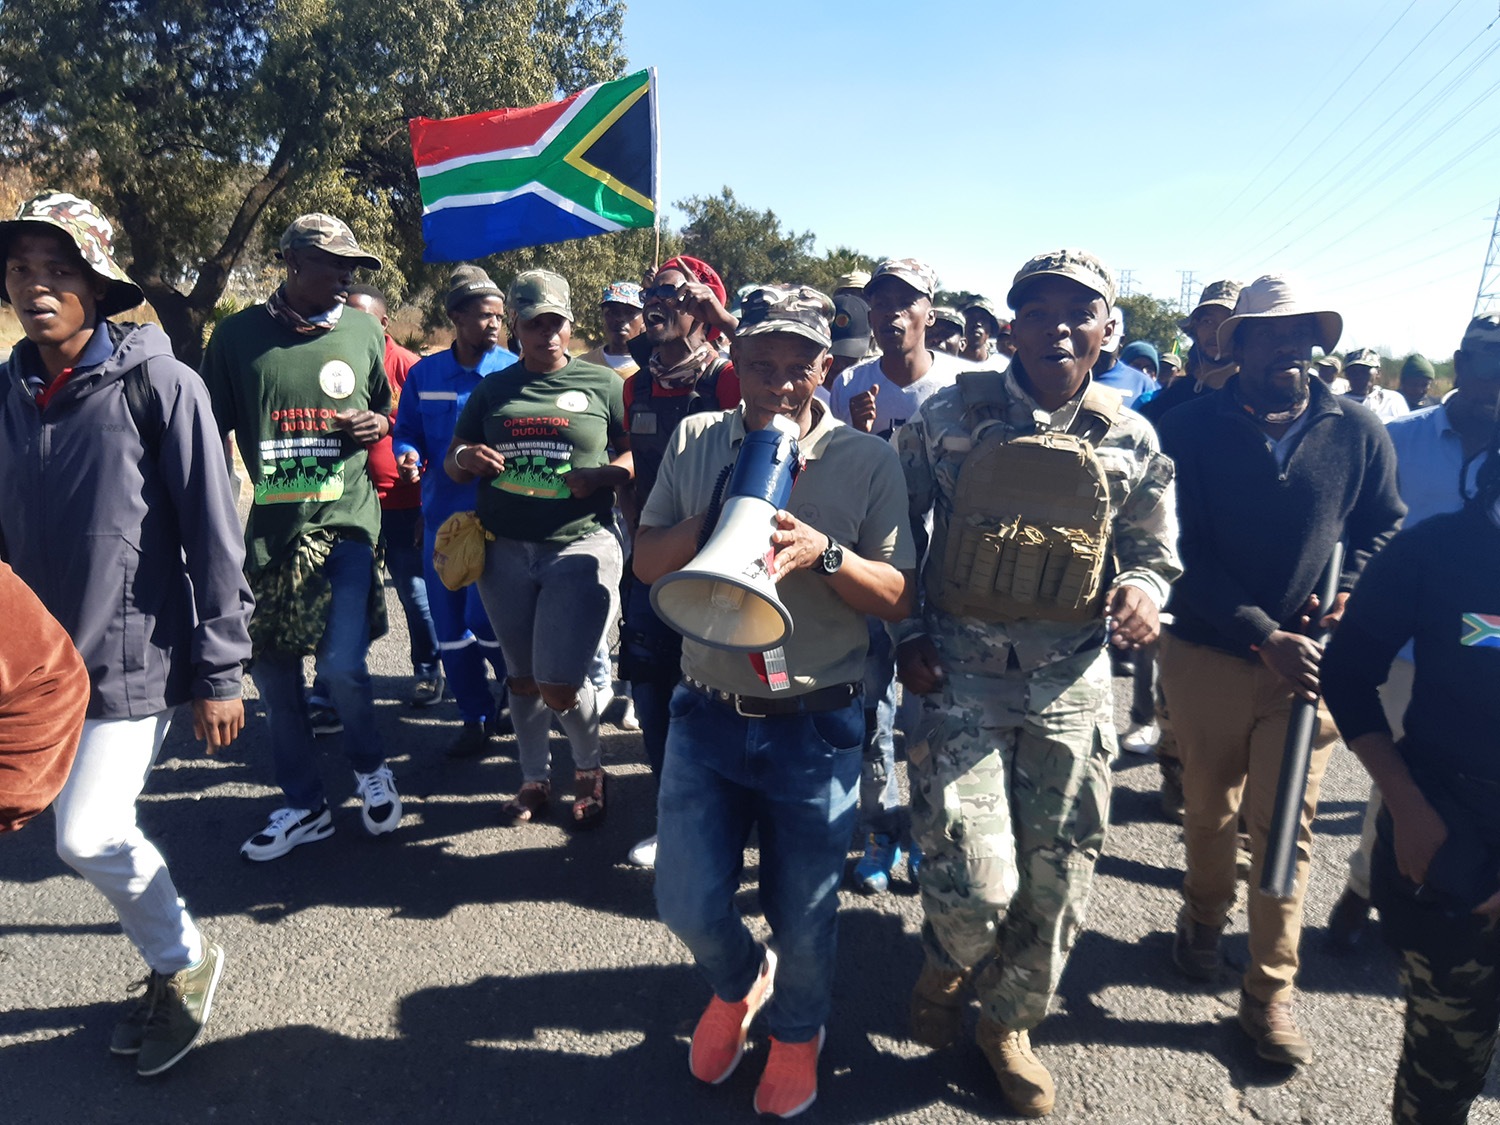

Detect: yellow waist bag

[432,511,494,591]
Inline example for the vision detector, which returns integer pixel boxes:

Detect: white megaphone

[650,415,802,651]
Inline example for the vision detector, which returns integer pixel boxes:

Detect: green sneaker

[109,974,162,1056]
[136,942,225,1077]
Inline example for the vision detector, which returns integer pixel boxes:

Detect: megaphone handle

[698,463,735,550]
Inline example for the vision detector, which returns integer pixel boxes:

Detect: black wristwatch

[814,538,844,576]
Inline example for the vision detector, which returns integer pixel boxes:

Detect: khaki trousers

[1160,634,1340,1003]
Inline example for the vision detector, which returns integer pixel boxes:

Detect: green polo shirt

[640,402,916,697]
[200,306,391,573]
[453,356,626,544]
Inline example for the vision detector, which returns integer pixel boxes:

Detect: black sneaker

[486,711,512,737]
[308,706,343,736]
[411,674,446,708]
[446,721,493,759]
[136,942,225,1076]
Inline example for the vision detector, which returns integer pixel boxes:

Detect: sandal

[572,768,607,828]
[500,780,550,826]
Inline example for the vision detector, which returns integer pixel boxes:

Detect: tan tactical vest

[928,373,1122,623]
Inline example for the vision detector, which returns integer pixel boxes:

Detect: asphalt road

[2,584,1497,1125]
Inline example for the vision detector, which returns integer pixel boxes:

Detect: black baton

[1259,541,1344,901]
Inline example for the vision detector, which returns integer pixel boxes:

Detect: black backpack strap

[122,359,164,461]
[694,357,730,410]
[630,367,653,407]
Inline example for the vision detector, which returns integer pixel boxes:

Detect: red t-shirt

[622,361,740,417]
[368,336,422,509]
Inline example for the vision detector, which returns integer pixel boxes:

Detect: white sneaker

[354,766,402,835]
[620,697,640,731]
[240,805,334,862]
[1121,721,1162,754]
[627,834,658,868]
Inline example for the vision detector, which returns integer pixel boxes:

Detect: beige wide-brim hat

[1216,274,1342,357]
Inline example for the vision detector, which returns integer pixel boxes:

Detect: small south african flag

[1460,612,1500,648]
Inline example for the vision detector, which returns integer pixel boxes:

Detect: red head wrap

[654,255,727,342]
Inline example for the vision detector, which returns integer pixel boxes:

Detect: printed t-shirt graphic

[492,389,593,498]
[454,357,627,544]
[256,359,361,503]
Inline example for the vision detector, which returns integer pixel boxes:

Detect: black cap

[830,293,871,359]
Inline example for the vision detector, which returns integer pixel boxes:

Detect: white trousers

[52,710,202,974]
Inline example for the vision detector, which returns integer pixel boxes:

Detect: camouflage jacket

[895,367,1182,674]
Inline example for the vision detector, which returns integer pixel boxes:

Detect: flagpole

[650,66,661,271]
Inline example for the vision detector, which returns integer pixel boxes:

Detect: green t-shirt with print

[454,356,626,544]
[199,306,392,572]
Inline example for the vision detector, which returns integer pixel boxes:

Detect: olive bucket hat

[0,192,144,318]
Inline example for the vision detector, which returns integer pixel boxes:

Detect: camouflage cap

[1462,314,1500,351]
[866,258,939,301]
[1177,278,1242,330]
[735,284,834,349]
[835,269,872,292]
[0,192,144,318]
[508,269,573,322]
[1401,353,1436,378]
[278,213,382,271]
[1314,355,1343,375]
[1160,351,1185,372]
[961,298,1003,332]
[600,280,643,309]
[931,306,966,332]
[1006,248,1115,309]
[1344,347,1382,371]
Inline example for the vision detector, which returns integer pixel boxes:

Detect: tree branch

[187,131,294,308]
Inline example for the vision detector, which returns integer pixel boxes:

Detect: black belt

[682,676,861,717]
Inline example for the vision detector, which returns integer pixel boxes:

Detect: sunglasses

[642,283,685,304]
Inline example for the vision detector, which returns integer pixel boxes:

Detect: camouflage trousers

[907,646,1114,1031]
[1373,811,1500,1124]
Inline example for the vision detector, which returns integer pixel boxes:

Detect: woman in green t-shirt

[446,270,632,827]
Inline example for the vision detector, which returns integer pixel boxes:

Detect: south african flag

[1460,612,1500,648]
[409,68,658,262]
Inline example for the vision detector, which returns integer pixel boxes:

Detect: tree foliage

[1115,293,1185,358]
[0,0,626,361]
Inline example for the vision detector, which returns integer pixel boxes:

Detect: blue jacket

[1094,357,1158,409]
[392,344,517,530]
[0,322,253,719]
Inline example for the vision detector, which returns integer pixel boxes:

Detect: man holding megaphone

[633,284,917,1119]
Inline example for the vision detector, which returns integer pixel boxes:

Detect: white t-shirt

[1343,385,1410,423]
[829,350,976,440]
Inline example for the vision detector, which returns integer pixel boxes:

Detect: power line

[1322,232,1486,295]
[1304,200,1494,283]
[1227,13,1499,271]
[1234,0,1467,228]
[1206,0,1420,224]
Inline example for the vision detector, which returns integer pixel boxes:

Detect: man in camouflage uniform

[895,249,1180,1117]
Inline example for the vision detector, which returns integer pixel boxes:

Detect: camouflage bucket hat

[736,284,835,349]
[1178,278,1242,330]
[509,269,573,322]
[1344,347,1382,372]
[278,213,382,271]
[1007,248,1115,310]
[0,192,144,318]
[866,258,939,301]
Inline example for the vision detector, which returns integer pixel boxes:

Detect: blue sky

[623,0,1500,358]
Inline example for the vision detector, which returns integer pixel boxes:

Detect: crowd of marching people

[1,188,1498,1124]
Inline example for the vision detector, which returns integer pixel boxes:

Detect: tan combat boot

[908,965,966,1049]
[976,1018,1055,1118]
[1237,990,1314,1066]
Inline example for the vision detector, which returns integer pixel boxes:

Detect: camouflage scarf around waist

[247,529,388,658]
[265,285,345,336]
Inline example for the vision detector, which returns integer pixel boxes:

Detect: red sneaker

[753,1028,825,1118]
[689,945,778,1084]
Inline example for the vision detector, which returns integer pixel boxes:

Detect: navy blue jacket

[0,322,253,718]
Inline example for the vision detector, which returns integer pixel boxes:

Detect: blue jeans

[621,572,681,784]
[655,685,863,1043]
[861,618,902,837]
[382,506,439,679]
[251,539,386,810]
[423,527,505,724]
